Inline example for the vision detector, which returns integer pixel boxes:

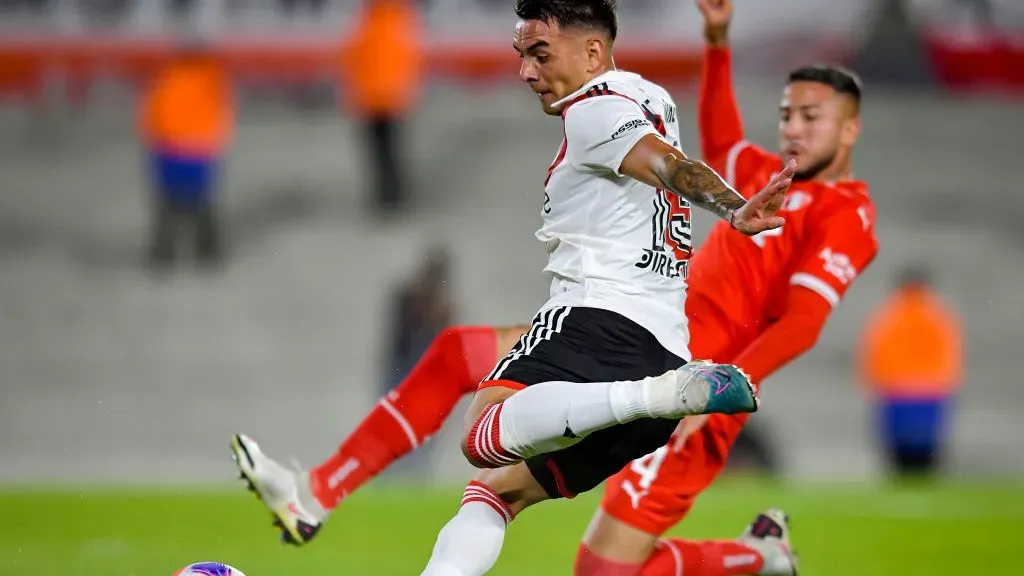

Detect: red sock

[309,326,497,509]
[639,539,764,576]
[574,543,642,576]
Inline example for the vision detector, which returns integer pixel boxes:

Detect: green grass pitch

[1,478,1020,575]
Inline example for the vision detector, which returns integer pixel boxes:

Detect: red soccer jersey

[690,148,877,333]
[689,47,879,340]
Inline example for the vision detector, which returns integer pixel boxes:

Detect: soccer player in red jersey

[231,1,877,574]
[576,1,877,574]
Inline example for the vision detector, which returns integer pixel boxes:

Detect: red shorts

[600,292,756,535]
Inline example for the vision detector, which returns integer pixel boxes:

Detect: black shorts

[482,305,686,499]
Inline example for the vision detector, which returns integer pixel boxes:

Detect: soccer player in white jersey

[413,1,795,573]
[231,1,795,573]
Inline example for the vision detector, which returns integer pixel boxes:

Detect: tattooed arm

[654,151,746,223]
[620,134,794,236]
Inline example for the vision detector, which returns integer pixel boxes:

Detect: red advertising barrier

[0,36,704,105]
[1,32,1022,104]
[923,30,1024,93]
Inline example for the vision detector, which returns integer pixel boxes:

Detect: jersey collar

[552,69,640,112]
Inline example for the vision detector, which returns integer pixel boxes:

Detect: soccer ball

[173,562,246,576]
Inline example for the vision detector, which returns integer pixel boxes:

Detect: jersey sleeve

[563,96,662,175]
[718,142,779,194]
[698,48,779,192]
[790,203,879,307]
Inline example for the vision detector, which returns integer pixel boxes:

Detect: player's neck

[582,61,616,86]
[811,157,854,183]
[811,170,852,183]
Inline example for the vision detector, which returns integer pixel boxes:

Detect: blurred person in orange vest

[140,39,234,271]
[340,0,423,214]
[859,263,963,476]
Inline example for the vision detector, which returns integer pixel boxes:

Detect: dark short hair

[514,0,618,41]
[787,65,863,105]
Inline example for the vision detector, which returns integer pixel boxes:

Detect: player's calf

[422,463,548,576]
[422,481,513,576]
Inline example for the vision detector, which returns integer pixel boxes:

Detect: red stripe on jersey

[560,93,596,118]
[558,81,668,134]
[545,134,567,187]
[608,90,668,137]
[545,88,596,186]
[544,85,612,186]
[559,81,614,118]
[548,82,668,186]
[646,109,668,136]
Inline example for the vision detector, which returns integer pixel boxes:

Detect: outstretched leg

[230,325,524,545]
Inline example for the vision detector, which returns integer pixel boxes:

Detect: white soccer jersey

[537,70,694,360]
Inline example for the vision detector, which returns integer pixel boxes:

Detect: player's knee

[460,434,497,469]
[461,403,509,468]
[432,326,461,353]
[460,387,521,468]
[471,464,548,517]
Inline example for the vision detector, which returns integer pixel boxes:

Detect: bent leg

[577,413,749,573]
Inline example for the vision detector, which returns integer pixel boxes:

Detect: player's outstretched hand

[696,0,733,30]
[730,159,796,236]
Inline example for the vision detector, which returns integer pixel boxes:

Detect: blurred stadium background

[1,0,1022,574]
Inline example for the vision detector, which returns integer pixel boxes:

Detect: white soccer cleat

[738,508,799,576]
[230,433,327,546]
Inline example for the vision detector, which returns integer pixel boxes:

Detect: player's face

[514,19,597,116]
[778,81,858,180]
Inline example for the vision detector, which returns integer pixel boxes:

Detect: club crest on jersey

[782,191,812,212]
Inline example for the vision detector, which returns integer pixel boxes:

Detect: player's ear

[839,96,860,147]
[841,115,861,148]
[584,36,606,71]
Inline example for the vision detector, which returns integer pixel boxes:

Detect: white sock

[464,371,710,467]
[421,482,513,576]
[480,375,696,466]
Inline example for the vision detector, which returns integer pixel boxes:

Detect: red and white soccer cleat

[230,433,327,546]
[738,508,799,576]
